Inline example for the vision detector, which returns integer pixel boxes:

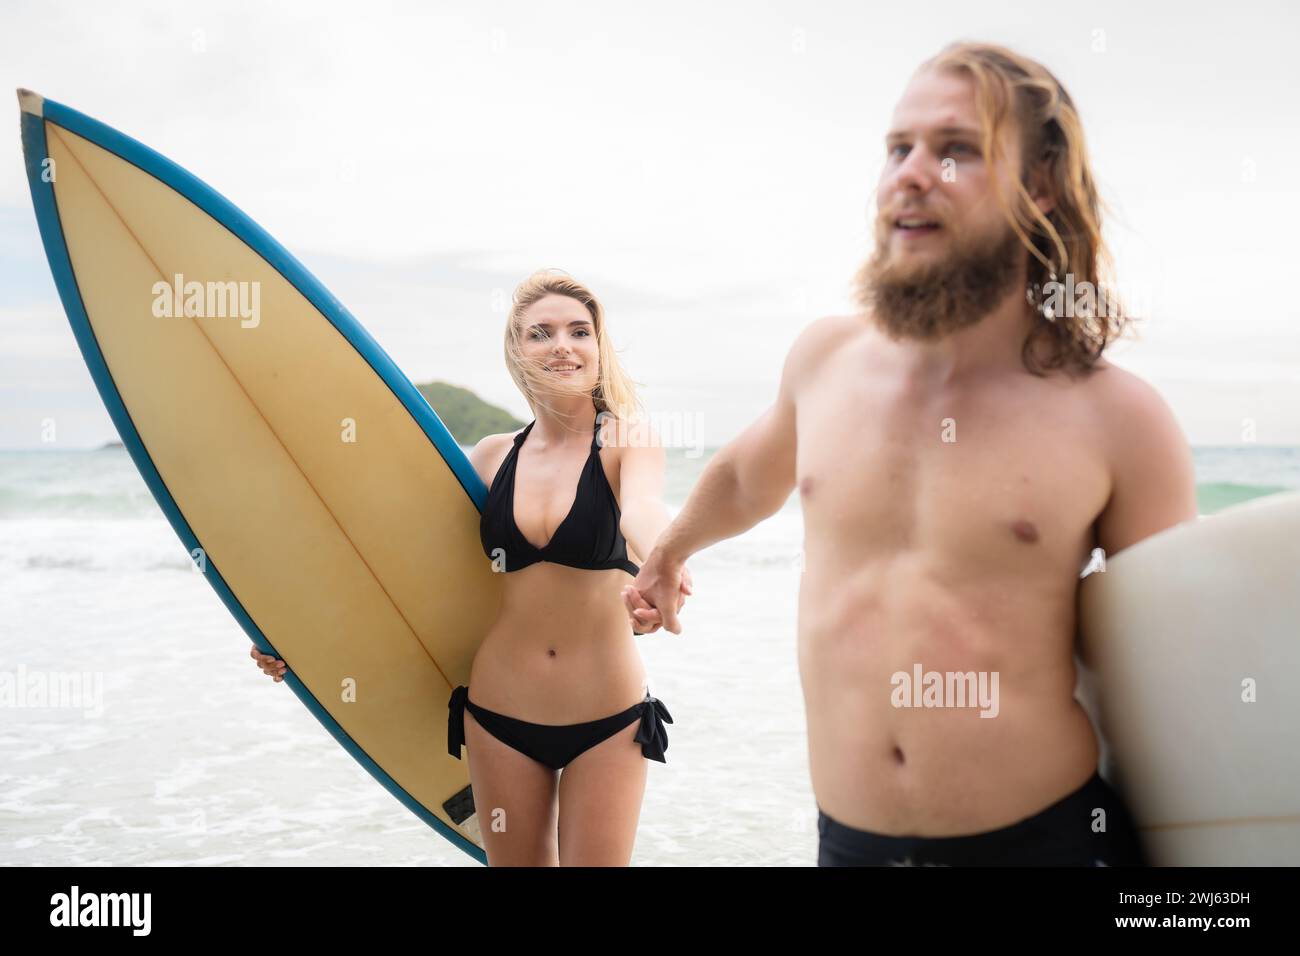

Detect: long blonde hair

[504,269,643,431]
[920,41,1130,374]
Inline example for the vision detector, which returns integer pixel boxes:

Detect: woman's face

[519,294,599,396]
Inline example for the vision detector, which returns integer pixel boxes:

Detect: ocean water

[1,445,1294,866]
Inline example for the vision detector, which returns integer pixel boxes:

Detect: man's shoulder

[799,313,870,347]
[1078,358,1177,427]
[786,314,872,375]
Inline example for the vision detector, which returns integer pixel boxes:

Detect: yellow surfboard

[18,89,500,862]
[1080,490,1300,865]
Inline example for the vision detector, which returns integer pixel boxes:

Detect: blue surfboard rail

[19,94,489,865]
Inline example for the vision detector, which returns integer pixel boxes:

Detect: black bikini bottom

[817,771,1147,866]
[447,685,672,771]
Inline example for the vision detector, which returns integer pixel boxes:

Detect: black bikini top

[480,415,640,576]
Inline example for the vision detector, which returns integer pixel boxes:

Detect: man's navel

[1010,519,1040,544]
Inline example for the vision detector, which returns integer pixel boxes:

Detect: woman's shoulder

[466,428,524,487]
[600,415,665,481]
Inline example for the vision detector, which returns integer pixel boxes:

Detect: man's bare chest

[794,365,1111,572]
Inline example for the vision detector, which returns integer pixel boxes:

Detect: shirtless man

[623,42,1198,866]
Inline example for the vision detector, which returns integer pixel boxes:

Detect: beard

[854,217,1027,341]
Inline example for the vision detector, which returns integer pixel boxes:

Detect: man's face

[877,67,1022,271]
[859,67,1030,340]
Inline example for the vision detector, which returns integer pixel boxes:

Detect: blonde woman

[252,269,690,865]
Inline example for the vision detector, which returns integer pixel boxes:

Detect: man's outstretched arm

[627,317,842,632]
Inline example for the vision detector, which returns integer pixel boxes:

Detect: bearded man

[625,41,1198,866]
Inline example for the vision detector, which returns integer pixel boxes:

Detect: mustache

[876,204,947,223]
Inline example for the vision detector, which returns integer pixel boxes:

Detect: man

[623,41,1197,866]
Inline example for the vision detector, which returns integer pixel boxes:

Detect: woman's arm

[615,418,670,566]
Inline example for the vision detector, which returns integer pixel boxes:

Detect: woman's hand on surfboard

[249,644,287,682]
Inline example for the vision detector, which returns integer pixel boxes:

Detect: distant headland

[414,381,524,446]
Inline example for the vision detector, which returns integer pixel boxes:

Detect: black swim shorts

[817,772,1147,866]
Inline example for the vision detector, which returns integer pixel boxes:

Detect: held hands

[621,552,693,635]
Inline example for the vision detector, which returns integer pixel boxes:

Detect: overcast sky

[3,0,1298,447]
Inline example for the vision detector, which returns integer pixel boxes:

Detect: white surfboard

[1079,490,1300,865]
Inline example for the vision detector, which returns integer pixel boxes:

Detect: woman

[251,269,691,865]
